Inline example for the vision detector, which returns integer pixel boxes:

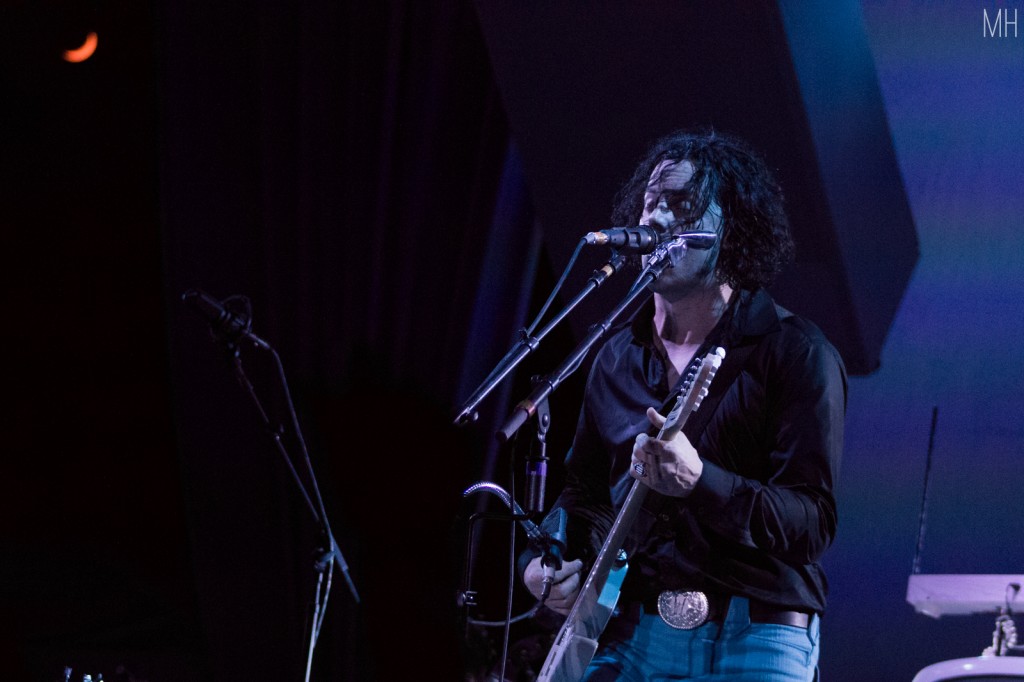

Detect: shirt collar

[629,287,783,349]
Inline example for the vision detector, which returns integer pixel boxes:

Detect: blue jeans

[583,596,820,681]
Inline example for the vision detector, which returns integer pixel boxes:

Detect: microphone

[525,455,548,515]
[182,289,271,350]
[539,508,568,602]
[584,225,660,253]
[675,231,718,250]
[584,226,718,253]
[460,482,568,603]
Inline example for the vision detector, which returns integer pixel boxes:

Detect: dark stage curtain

[160,0,532,680]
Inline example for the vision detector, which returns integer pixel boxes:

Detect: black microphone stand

[184,292,358,682]
[496,240,681,443]
[231,347,359,682]
[458,482,568,682]
[453,252,626,427]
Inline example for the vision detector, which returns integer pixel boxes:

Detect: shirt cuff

[687,458,733,510]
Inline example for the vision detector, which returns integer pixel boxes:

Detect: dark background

[2,1,1022,681]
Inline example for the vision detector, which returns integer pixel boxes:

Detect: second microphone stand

[227,343,359,682]
[496,239,682,443]
[454,251,626,427]
[185,290,358,682]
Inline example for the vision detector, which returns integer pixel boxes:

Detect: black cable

[912,406,939,575]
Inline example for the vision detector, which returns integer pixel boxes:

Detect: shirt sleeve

[685,324,847,564]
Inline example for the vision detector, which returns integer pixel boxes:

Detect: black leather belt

[748,600,811,628]
[641,592,811,629]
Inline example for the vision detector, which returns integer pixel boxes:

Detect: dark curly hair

[611,128,794,290]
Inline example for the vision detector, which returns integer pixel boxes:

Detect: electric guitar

[536,346,725,682]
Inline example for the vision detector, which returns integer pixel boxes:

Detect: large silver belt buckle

[656,590,710,630]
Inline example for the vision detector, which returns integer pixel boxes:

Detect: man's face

[639,159,723,298]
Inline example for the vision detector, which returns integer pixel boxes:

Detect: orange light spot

[63,32,98,63]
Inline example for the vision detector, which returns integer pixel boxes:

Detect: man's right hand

[524,556,584,615]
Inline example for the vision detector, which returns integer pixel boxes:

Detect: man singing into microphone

[521,128,847,681]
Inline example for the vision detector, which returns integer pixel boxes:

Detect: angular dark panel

[473,1,918,375]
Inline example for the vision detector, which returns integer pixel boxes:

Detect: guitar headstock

[659,346,725,440]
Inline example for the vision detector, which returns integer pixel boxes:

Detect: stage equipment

[182,288,357,682]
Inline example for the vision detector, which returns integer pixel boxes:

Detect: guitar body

[536,348,724,682]
[537,521,631,682]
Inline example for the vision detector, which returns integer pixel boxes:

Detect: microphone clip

[534,508,568,603]
[524,394,552,516]
[182,289,272,351]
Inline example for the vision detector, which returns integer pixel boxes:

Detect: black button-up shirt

[533,287,847,614]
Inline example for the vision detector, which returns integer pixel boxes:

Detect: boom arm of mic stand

[453,253,625,426]
[496,254,673,443]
